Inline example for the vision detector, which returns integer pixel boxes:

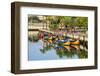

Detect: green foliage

[49,16,59,30]
[48,16,88,31]
[75,17,88,28]
[78,49,88,58]
[63,16,72,26]
[29,15,88,30]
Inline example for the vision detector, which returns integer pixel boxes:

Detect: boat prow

[70,40,80,45]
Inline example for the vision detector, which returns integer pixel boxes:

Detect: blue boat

[55,39,68,43]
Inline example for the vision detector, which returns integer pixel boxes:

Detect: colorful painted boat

[63,41,70,46]
[48,37,53,40]
[48,39,53,44]
[55,37,58,41]
[70,40,80,45]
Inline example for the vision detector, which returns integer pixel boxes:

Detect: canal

[28,31,88,61]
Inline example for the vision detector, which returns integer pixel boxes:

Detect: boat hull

[63,41,70,46]
[70,40,80,45]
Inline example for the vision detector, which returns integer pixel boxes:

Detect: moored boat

[70,40,80,45]
[48,37,53,40]
[48,39,53,44]
[63,40,70,46]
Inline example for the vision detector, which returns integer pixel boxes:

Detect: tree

[49,16,59,31]
[75,17,88,28]
[75,17,88,41]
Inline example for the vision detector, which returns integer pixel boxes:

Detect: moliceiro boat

[70,40,80,45]
[63,40,70,46]
[63,40,80,46]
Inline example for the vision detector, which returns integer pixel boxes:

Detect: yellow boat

[70,40,80,45]
[63,41,70,46]
[59,36,63,40]
[55,37,58,41]
[48,37,53,40]
[48,39,52,44]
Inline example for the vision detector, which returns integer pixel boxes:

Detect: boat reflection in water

[28,32,88,61]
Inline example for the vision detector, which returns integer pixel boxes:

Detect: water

[28,39,88,61]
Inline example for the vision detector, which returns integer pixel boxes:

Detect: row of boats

[47,36,80,46]
[31,31,80,46]
[42,37,81,52]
